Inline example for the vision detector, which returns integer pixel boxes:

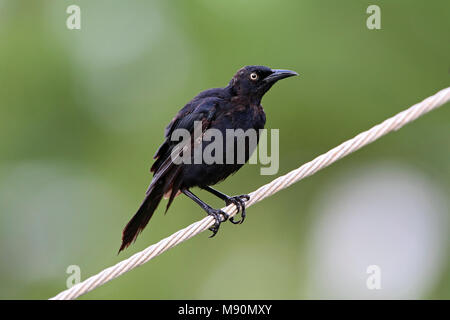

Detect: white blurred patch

[0,161,119,291]
[306,162,449,299]
[51,1,162,68]
[46,1,194,132]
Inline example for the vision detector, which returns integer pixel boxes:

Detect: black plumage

[119,65,297,252]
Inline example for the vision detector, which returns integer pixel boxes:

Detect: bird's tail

[119,181,164,253]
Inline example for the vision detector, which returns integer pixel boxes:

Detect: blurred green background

[0,0,449,299]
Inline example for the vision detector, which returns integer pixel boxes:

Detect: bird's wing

[151,97,219,172]
[120,98,220,250]
[147,97,220,196]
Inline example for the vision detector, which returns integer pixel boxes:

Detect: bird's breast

[214,103,265,132]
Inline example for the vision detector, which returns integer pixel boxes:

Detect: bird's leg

[201,186,250,225]
[181,189,229,238]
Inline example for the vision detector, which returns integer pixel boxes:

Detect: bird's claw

[208,209,229,238]
[206,194,250,237]
[227,194,250,225]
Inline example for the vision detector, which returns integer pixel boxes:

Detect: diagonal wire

[50,87,450,300]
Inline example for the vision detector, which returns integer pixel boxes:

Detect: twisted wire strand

[50,87,450,300]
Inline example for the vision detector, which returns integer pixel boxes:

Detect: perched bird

[119,65,298,252]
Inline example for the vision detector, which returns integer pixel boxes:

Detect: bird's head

[228,65,298,103]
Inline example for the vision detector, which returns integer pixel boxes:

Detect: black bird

[119,65,298,252]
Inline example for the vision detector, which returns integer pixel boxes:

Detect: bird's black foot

[207,209,229,238]
[226,194,250,225]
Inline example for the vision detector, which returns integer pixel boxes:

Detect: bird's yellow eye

[250,72,258,81]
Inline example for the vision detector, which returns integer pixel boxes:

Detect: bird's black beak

[264,69,299,83]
